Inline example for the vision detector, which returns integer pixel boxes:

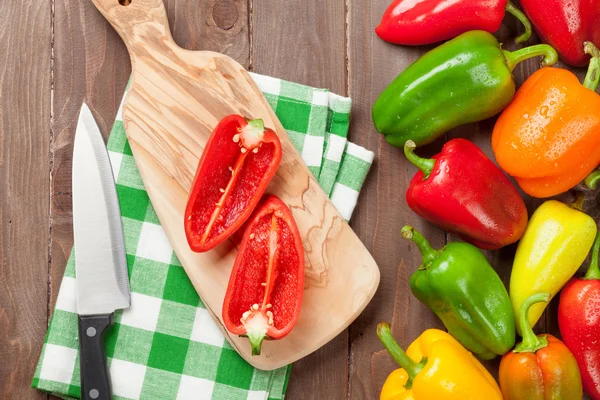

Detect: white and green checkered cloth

[32,73,374,400]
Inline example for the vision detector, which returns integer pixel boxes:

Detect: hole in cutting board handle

[119,0,132,5]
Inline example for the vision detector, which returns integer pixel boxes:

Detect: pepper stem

[404,140,435,179]
[584,232,600,280]
[505,0,532,44]
[585,170,600,190]
[583,42,600,91]
[401,226,438,267]
[246,118,265,132]
[504,44,558,71]
[568,192,586,211]
[247,334,265,356]
[513,293,550,353]
[376,322,425,389]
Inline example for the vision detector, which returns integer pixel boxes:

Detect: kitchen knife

[72,103,131,400]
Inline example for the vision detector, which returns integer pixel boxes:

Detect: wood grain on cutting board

[89,0,380,370]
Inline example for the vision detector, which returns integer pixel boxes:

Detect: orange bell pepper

[499,293,583,399]
[492,42,600,198]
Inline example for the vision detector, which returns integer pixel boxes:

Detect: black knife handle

[78,314,113,400]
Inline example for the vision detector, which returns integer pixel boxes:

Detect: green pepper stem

[404,140,435,179]
[401,226,438,267]
[514,293,550,353]
[568,192,586,211]
[584,232,600,280]
[585,170,600,190]
[583,42,600,91]
[504,44,558,71]
[246,118,265,132]
[377,322,425,389]
[505,0,532,44]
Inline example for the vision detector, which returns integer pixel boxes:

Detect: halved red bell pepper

[376,0,532,46]
[222,195,305,355]
[559,232,600,400]
[184,115,282,252]
[404,139,528,250]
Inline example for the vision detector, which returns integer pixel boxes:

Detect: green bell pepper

[372,30,558,147]
[402,226,515,359]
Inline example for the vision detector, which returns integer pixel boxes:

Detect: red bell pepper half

[376,0,532,46]
[404,139,528,250]
[222,195,305,355]
[558,232,600,400]
[184,115,282,252]
[519,0,600,66]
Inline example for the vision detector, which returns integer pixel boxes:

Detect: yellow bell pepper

[377,322,502,400]
[510,198,597,335]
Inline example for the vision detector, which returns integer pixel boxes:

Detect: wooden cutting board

[91,0,379,370]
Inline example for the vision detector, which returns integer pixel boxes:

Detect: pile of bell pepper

[373,0,600,399]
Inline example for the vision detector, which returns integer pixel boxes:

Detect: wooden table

[2,0,598,399]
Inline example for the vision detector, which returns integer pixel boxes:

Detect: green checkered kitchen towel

[32,73,374,400]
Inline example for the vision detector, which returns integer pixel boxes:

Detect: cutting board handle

[91,0,172,55]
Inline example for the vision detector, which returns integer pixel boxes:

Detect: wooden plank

[50,0,131,311]
[346,2,445,398]
[0,1,52,399]
[252,0,349,396]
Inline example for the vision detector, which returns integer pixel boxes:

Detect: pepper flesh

[377,322,502,399]
[222,195,304,355]
[510,199,597,335]
[558,232,600,400]
[372,30,558,147]
[402,226,515,359]
[499,293,583,399]
[184,115,282,252]
[405,139,527,249]
[376,0,532,46]
[492,43,600,198]
[519,0,600,66]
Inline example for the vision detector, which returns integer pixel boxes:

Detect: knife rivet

[89,389,99,399]
[86,327,97,337]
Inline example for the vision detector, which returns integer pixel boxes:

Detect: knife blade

[73,103,130,400]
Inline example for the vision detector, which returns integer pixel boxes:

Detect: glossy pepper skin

[520,0,600,66]
[376,0,531,46]
[559,232,600,400]
[222,195,304,355]
[401,226,515,359]
[510,199,597,335]
[372,30,558,147]
[377,323,502,400]
[404,139,527,249]
[499,293,583,399]
[184,115,282,252]
[492,43,600,198]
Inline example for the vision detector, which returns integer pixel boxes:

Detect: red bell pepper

[376,0,532,46]
[519,0,600,66]
[184,115,282,252]
[558,232,600,400]
[404,139,528,250]
[222,195,305,355]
